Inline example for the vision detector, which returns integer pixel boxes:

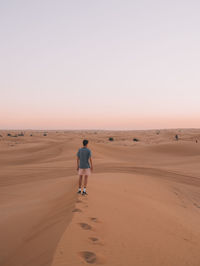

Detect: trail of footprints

[72,197,105,264]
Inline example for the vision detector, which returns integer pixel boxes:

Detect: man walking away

[76,139,93,195]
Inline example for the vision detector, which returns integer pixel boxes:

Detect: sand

[0,129,200,266]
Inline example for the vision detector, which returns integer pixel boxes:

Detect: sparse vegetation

[175,134,179,141]
[109,137,114,141]
[18,132,24,136]
[133,138,139,142]
[43,133,47,136]
[7,133,12,136]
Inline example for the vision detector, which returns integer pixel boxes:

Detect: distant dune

[0,129,200,266]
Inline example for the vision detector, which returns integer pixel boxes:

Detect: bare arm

[77,157,79,171]
[89,157,93,171]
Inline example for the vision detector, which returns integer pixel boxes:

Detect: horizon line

[0,127,200,131]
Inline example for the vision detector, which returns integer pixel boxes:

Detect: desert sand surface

[0,129,200,266]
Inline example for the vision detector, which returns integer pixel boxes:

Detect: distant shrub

[12,135,18,137]
[156,131,160,135]
[43,133,47,136]
[109,137,114,141]
[30,134,33,137]
[18,132,24,136]
[7,133,12,136]
[133,138,139,142]
[175,134,179,140]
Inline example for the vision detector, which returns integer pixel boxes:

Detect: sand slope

[52,173,200,266]
[0,129,200,266]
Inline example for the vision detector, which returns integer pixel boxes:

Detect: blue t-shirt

[77,147,92,169]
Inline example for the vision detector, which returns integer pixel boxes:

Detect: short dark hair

[83,139,88,146]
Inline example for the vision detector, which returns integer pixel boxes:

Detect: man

[76,139,93,195]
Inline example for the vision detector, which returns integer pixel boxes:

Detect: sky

[0,0,200,130]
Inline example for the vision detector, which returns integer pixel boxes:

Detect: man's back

[77,147,91,169]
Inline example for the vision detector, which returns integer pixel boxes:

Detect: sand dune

[0,129,200,266]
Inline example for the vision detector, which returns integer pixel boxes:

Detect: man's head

[83,139,89,147]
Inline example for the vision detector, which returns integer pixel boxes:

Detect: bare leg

[83,175,88,188]
[79,175,83,188]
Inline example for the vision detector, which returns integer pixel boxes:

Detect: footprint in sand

[89,237,99,242]
[79,222,92,230]
[79,251,97,264]
[89,237,104,246]
[79,251,105,264]
[72,208,82,213]
[89,217,99,223]
[193,202,200,209]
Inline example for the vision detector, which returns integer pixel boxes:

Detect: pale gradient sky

[0,0,200,130]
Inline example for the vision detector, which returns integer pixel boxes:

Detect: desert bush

[7,133,12,136]
[133,138,139,142]
[18,132,24,136]
[109,137,114,141]
[43,133,47,136]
